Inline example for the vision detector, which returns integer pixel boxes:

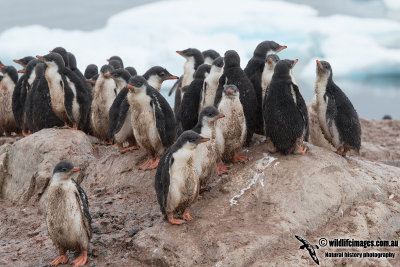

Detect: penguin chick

[179,64,211,132]
[126,76,176,170]
[216,84,247,163]
[155,130,209,224]
[107,55,124,69]
[46,161,91,267]
[90,64,116,141]
[244,41,287,135]
[192,106,225,189]
[315,60,361,156]
[214,50,257,147]
[199,56,223,112]
[261,54,280,101]
[0,65,19,136]
[202,49,220,65]
[263,59,309,155]
[13,56,35,69]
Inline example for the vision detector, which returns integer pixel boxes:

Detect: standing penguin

[126,76,176,170]
[46,161,91,266]
[244,41,287,134]
[0,65,19,136]
[169,48,204,116]
[263,59,309,155]
[90,64,116,141]
[155,130,209,224]
[179,64,211,132]
[192,106,225,188]
[199,57,224,112]
[202,49,220,65]
[214,50,257,147]
[261,54,280,102]
[38,53,91,130]
[314,60,361,155]
[216,85,247,163]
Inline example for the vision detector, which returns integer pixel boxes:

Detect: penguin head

[24,59,41,76]
[125,66,137,77]
[13,56,35,68]
[100,64,114,79]
[110,68,131,84]
[202,49,220,65]
[52,161,80,181]
[176,130,210,150]
[0,65,18,84]
[108,59,122,70]
[50,47,69,67]
[273,59,298,79]
[212,57,224,69]
[254,41,287,59]
[176,48,204,66]
[265,54,280,70]
[316,60,332,79]
[144,66,179,83]
[37,53,65,69]
[199,106,225,125]
[126,75,148,94]
[86,74,99,85]
[107,56,124,68]
[193,64,211,79]
[224,50,240,68]
[84,64,98,79]
[34,63,46,77]
[223,84,240,98]
[67,52,77,70]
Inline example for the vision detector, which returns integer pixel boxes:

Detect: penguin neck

[127,89,148,106]
[27,70,37,87]
[173,142,196,163]
[50,173,72,186]
[182,59,195,86]
[0,74,16,91]
[115,78,127,91]
[204,57,214,65]
[146,75,162,91]
[45,62,62,83]
[201,120,216,139]
[315,73,330,96]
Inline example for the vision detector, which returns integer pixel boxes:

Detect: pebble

[127,227,139,237]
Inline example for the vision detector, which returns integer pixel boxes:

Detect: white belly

[194,126,218,183]
[0,76,17,131]
[46,68,68,121]
[66,77,80,123]
[114,110,133,144]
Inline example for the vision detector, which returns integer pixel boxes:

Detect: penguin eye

[62,168,67,172]
[159,72,165,77]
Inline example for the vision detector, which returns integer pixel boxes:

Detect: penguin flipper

[325,92,337,139]
[155,151,173,215]
[12,78,24,128]
[168,76,182,96]
[214,73,226,107]
[71,179,92,240]
[61,76,75,123]
[292,83,309,141]
[151,91,176,148]
[107,88,129,139]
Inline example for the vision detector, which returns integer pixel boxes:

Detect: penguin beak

[217,114,225,119]
[0,65,4,68]
[103,73,111,78]
[166,75,179,80]
[278,46,287,52]
[18,69,25,73]
[226,90,233,94]
[267,58,273,63]
[86,79,93,83]
[292,59,298,67]
[316,60,323,69]
[36,55,44,61]
[13,59,20,64]
[200,138,210,143]
[178,87,182,91]
[176,51,184,56]
[71,168,80,172]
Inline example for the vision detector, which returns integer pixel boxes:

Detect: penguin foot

[5,132,11,137]
[22,131,31,137]
[167,213,185,225]
[139,157,154,170]
[233,153,247,163]
[72,123,78,130]
[118,145,138,153]
[182,208,193,221]
[336,146,346,156]
[217,161,229,175]
[72,250,87,266]
[50,253,68,265]
[148,157,160,169]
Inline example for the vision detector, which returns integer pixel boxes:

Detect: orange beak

[71,168,80,172]
[200,138,210,142]
[18,69,25,73]
[86,79,93,83]
[218,114,225,118]
[176,51,184,56]
[166,75,179,80]
[226,90,233,94]
[103,73,111,78]
[268,58,273,62]
[13,59,20,64]
[278,46,287,52]
[126,84,133,89]
[0,65,5,68]
[36,55,43,60]
[293,59,298,67]
[178,87,182,91]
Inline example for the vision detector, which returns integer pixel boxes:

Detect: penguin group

[1,41,362,266]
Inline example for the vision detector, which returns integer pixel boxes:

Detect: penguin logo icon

[295,235,320,265]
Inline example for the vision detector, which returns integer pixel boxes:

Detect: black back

[84,64,98,79]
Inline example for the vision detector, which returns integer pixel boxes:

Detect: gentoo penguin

[108,59,122,70]
[192,106,225,187]
[216,85,247,163]
[261,54,280,101]
[263,59,309,155]
[169,48,204,116]
[38,53,91,130]
[199,56,223,112]
[155,130,209,224]
[315,60,361,155]
[107,56,124,68]
[179,64,211,132]
[0,65,19,136]
[13,56,35,69]
[67,52,87,83]
[28,63,64,132]
[50,47,70,68]
[84,64,98,81]
[108,67,178,152]
[202,49,220,65]
[90,64,116,140]
[125,66,137,77]
[46,161,91,266]
[126,76,176,170]
[214,50,257,147]
[244,41,287,134]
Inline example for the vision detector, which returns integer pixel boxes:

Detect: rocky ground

[0,116,399,267]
